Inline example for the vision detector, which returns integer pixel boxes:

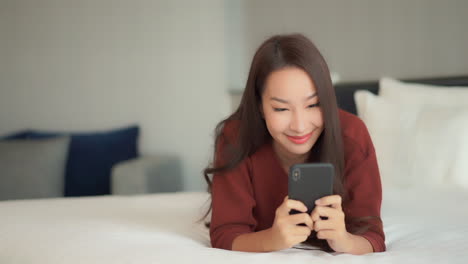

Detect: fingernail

[315,200,321,205]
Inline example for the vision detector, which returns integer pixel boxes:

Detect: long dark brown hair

[202,33,377,251]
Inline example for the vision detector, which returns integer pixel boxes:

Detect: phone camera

[292,169,301,182]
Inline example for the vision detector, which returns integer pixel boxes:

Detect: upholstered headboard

[334,75,468,115]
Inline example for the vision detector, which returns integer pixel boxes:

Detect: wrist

[263,228,278,252]
[232,229,278,252]
[343,232,356,253]
[342,232,374,255]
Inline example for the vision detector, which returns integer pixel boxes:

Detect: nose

[289,110,306,134]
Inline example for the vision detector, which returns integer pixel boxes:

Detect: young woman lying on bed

[202,34,385,255]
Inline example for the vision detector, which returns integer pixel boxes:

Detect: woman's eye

[273,108,288,112]
[308,102,320,108]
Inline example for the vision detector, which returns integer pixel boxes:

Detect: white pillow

[354,90,468,189]
[379,77,468,106]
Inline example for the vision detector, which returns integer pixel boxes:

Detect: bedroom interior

[1,0,468,263]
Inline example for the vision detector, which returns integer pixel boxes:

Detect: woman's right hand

[268,196,313,251]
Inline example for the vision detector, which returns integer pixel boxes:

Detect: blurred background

[1,0,467,193]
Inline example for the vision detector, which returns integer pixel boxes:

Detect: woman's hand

[310,195,353,253]
[269,196,313,251]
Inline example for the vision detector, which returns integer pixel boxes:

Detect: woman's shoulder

[338,109,373,157]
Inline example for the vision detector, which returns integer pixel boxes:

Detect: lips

[286,132,313,144]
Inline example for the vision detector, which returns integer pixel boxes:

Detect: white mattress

[1,187,467,264]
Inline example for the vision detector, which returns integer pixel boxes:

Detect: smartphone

[288,163,334,216]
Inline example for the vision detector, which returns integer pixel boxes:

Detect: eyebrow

[270,92,317,104]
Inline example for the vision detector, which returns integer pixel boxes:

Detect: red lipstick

[287,132,313,144]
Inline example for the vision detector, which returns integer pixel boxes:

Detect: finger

[277,197,308,216]
[288,213,313,229]
[314,219,335,232]
[290,235,309,246]
[311,206,338,222]
[315,195,342,210]
[286,199,308,214]
[298,235,309,244]
[316,230,335,240]
[293,226,312,237]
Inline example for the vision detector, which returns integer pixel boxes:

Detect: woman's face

[261,67,324,159]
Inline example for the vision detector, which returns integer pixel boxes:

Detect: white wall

[0,0,230,191]
[227,0,468,90]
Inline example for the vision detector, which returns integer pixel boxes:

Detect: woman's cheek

[269,114,290,133]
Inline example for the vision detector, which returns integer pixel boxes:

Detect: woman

[203,33,385,254]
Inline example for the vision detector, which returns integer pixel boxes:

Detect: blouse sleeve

[209,125,257,250]
[343,122,386,252]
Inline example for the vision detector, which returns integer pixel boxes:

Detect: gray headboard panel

[334,75,468,115]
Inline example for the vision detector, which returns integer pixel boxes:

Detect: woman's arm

[340,118,386,252]
[210,157,258,250]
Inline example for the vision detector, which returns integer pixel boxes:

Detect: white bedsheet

[1,187,467,264]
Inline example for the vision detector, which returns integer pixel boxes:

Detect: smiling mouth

[286,132,313,144]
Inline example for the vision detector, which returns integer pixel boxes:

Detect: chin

[283,141,314,155]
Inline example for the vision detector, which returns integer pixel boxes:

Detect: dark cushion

[1,125,139,196]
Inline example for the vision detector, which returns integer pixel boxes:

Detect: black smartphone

[288,163,334,216]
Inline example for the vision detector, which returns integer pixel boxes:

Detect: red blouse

[209,109,386,252]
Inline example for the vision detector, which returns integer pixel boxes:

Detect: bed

[1,76,468,263]
[1,188,467,263]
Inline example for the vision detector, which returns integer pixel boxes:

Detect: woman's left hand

[310,195,352,253]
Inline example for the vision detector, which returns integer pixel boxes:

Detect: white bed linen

[1,187,467,264]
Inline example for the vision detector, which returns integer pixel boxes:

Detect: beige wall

[0,0,230,191]
[227,0,468,92]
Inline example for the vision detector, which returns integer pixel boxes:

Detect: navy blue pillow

[2,126,139,196]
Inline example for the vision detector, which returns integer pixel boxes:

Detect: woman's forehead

[263,67,317,99]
